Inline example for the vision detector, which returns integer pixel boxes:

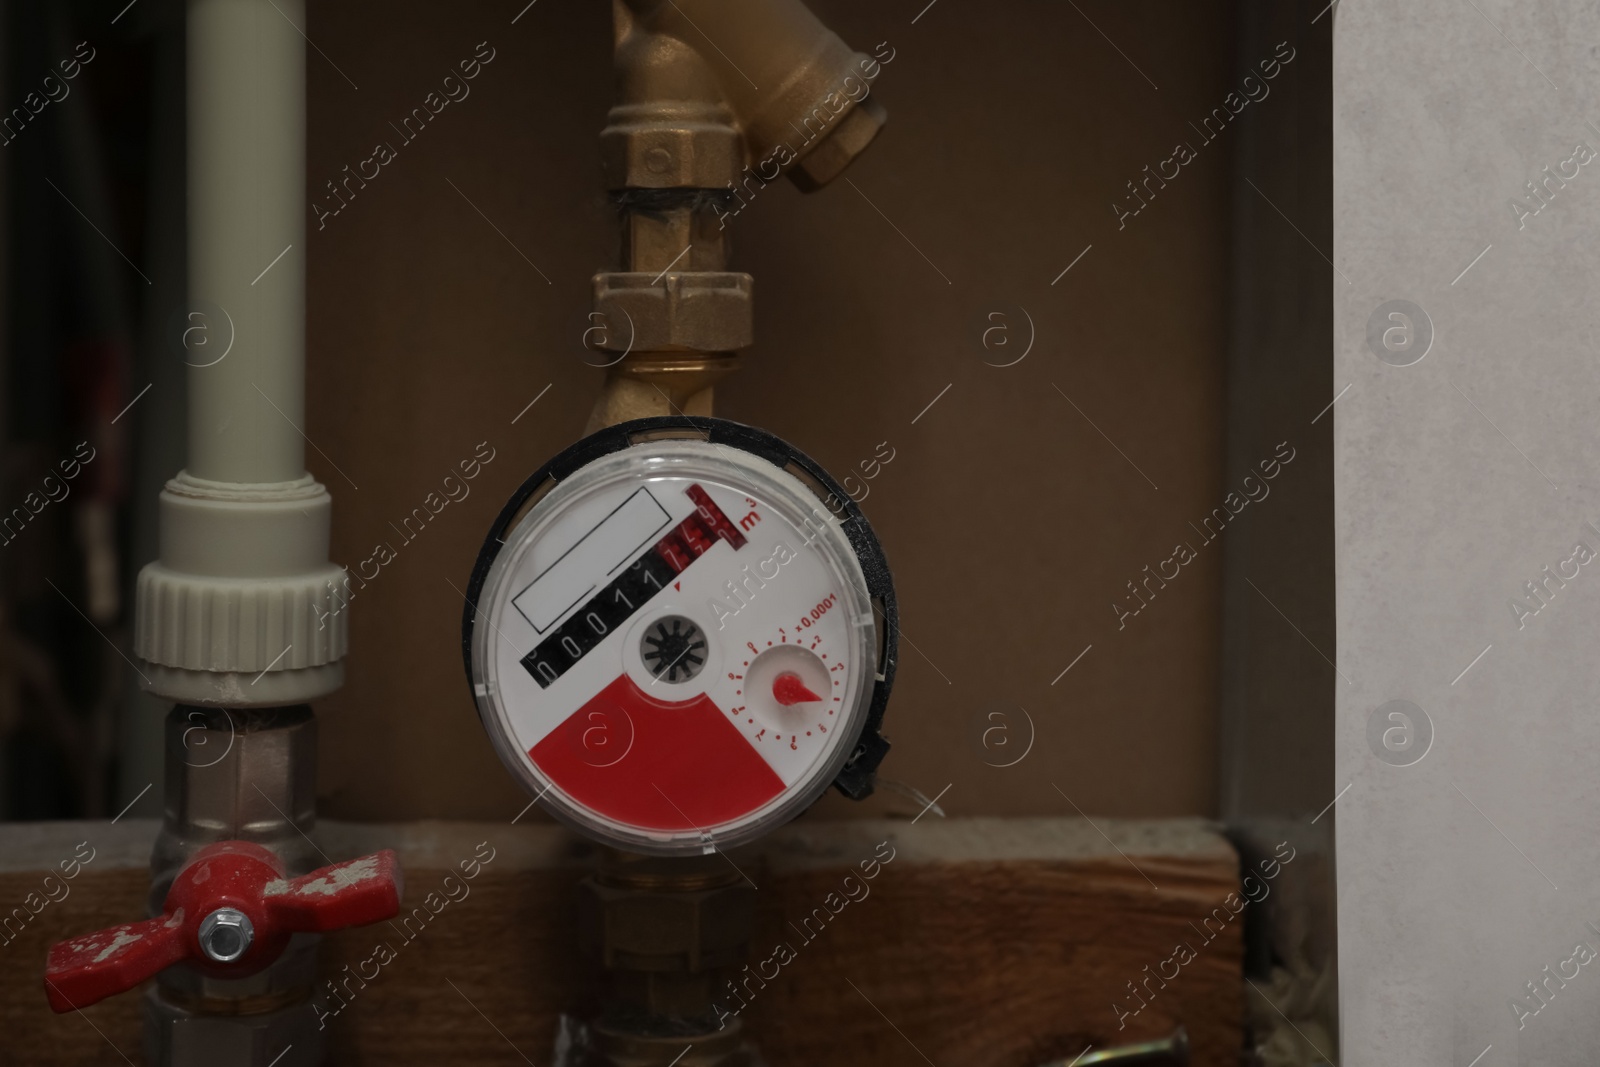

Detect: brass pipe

[605,0,888,193]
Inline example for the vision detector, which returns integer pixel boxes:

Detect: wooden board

[0,817,1242,1066]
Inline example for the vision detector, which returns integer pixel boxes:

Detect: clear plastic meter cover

[462,418,897,855]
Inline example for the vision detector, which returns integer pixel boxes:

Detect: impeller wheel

[640,616,707,683]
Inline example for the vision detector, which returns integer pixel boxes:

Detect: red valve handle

[44,841,403,1013]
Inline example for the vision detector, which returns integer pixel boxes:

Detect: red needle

[772,671,822,706]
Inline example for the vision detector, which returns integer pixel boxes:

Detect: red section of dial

[772,671,822,706]
[530,673,785,832]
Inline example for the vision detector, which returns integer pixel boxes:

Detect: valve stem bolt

[197,907,254,963]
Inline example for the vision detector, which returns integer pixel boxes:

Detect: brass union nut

[592,271,754,354]
[579,876,756,972]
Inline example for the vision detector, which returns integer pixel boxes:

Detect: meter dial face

[464,420,895,855]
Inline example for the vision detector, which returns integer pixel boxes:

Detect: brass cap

[790,95,888,192]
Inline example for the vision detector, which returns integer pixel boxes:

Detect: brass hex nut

[579,876,756,972]
[592,271,754,354]
[600,111,744,191]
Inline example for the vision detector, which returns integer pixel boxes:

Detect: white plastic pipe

[133,0,345,707]
[187,0,305,484]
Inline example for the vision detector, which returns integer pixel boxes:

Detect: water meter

[462,417,897,855]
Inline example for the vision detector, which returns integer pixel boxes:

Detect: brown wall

[305,0,1238,823]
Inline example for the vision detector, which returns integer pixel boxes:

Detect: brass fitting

[587,0,889,433]
[578,851,757,1024]
[579,871,755,975]
[600,32,740,192]
[593,273,753,354]
[790,96,888,192]
[614,194,732,274]
[583,366,726,434]
[604,0,888,193]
